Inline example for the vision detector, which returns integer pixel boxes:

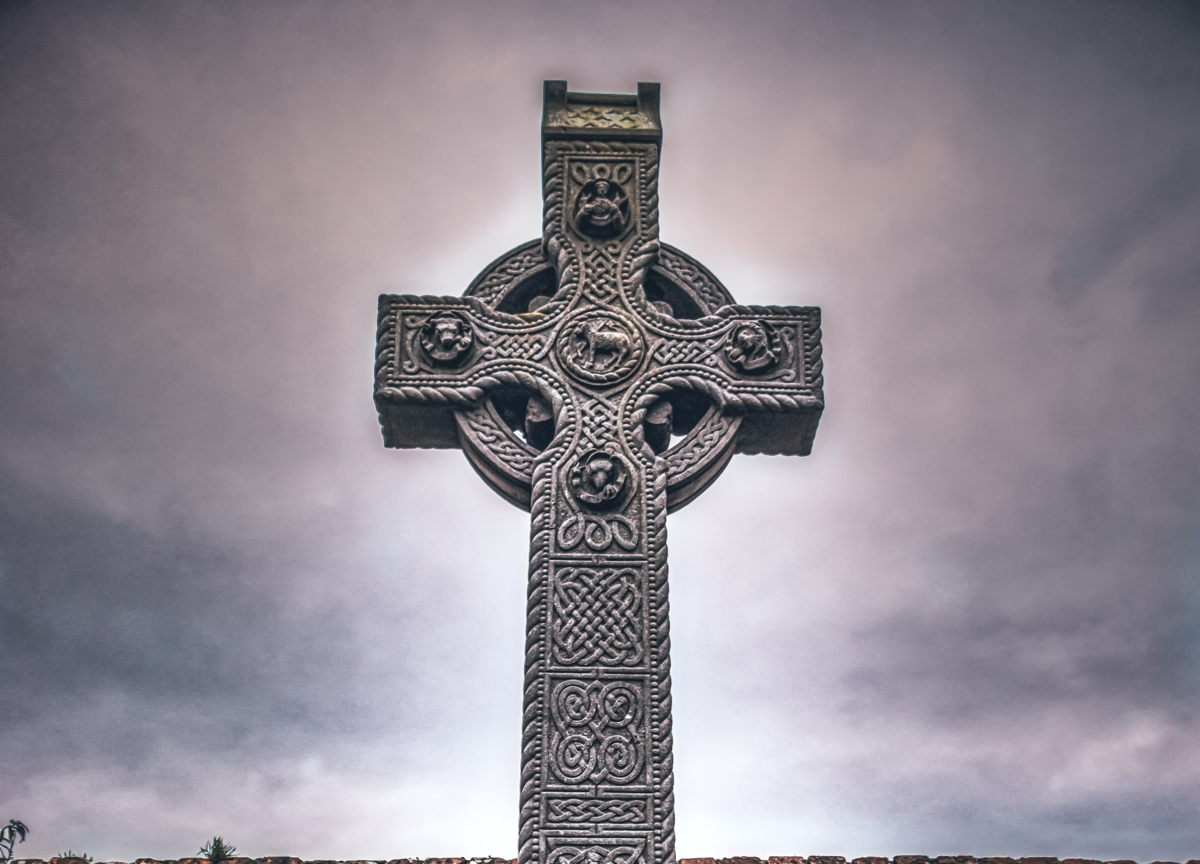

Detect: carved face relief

[556,312,645,386]
[723,320,781,373]
[570,162,633,240]
[569,450,631,510]
[574,178,629,239]
[420,311,474,366]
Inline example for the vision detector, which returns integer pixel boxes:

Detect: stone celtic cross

[375,82,823,864]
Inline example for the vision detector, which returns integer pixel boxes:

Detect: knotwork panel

[551,566,647,667]
[544,838,649,864]
[547,677,648,787]
[544,796,650,825]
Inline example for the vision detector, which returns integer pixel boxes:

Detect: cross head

[375,81,823,864]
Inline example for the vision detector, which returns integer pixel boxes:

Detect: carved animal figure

[422,314,472,362]
[572,320,630,371]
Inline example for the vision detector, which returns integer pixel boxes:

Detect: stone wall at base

[12,856,1199,864]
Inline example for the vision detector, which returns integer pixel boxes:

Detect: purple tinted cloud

[2,2,1199,861]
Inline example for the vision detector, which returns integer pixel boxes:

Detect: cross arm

[638,303,824,457]
[374,293,559,450]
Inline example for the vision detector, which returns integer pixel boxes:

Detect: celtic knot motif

[550,680,644,784]
[581,251,621,304]
[546,846,646,864]
[655,244,734,311]
[577,396,617,450]
[557,513,639,552]
[723,320,780,373]
[557,311,645,385]
[546,798,648,824]
[462,405,534,474]
[475,330,547,361]
[652,335,720,367]
[552,568,644,666]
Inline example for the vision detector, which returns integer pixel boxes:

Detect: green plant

[0,820,29,862]
[57,852,92,862]
[198,837,237,862]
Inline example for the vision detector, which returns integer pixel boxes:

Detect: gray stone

[374,81,824,864]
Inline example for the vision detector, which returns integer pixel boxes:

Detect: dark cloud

[2,1,1199,861]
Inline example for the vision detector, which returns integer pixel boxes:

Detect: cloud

[2,1,1199,861]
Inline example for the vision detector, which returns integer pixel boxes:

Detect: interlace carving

[550,679,645,784]
[546,798,648,824]
[476,330,549,361]
[546,846,646,864]
[552,567,644,667]
[577,397,619,451]
[557,513,639,553]
[651,335,720,367]
[461,404,535,475]
[467,241,548,305]
[655,245,733,311]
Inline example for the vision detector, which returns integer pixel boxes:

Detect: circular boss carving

[723,320,781,373]
[568,450,631,511]
[420,310,474,366]
[556,311,645,385]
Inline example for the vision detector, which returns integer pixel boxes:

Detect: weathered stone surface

[375,81,823,864]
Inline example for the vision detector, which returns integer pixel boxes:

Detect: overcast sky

[2,2,1200,861]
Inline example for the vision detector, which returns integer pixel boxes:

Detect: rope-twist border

[517,407,577,864]
[647,456,675,864]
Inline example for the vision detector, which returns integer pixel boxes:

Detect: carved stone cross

[375,82,823,864]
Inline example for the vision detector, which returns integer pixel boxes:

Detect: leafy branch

[0,820,29,863]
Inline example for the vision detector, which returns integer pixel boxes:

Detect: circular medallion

[556,311,645,386]
[420,311,474,367]
[571,162,633,240]
[568,450,631,511]
[723,320,781,373]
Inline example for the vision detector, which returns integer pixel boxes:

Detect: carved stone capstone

[374,81,823,864]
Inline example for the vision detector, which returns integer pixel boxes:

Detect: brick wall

[11,855,1198,864]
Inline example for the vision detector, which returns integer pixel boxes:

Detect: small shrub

[198,837,237,863]
[58,852,93,862]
